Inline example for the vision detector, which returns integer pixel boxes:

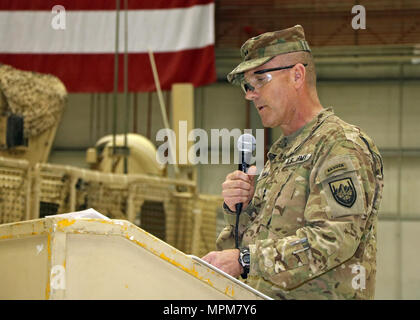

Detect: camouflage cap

[227,25,311,85]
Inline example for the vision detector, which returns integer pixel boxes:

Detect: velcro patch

[317,155,365,218]
[325,162,347,176]
[284,153,311,166]
[328,177,357,208]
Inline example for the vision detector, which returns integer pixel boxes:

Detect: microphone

[237,133,256,172]
[235,133,256,248]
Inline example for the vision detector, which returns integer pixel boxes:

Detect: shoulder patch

[328,177,357,208]
[316,154,360,184]
[325,162,347,176]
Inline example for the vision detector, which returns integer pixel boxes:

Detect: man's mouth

[257,105,266,111]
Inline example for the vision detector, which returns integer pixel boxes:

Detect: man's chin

[261,120,276,129]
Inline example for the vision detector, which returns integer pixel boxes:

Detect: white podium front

[0,217,270,300]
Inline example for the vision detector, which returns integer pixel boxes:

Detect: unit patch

[328,177,357,208]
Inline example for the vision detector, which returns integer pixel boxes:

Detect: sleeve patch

[328,177,356,208]
[325,162,347,176]
[316,155,360,183]
[315,155,366,218]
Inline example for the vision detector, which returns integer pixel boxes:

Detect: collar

[267,107,335,161]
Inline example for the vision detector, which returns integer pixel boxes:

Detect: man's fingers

[227,197,249,203]
[222,188,249,198]
[225,197,249,207]
[223,169,256,211]
[201,251,215,263]
[247,165,257,178]
[201,249,242,277]
[225,167,257,186]
[222,179,251,191]
[226,170,251,183]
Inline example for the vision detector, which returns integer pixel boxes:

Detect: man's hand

[222,165,257,212]
[201,249,243,278]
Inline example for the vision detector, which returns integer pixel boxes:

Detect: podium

[0,217,270,300]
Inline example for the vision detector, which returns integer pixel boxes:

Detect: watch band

[238,247,250,279]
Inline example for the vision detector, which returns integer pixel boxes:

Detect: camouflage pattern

[216,108,384,300]
[0,64,67,138]
[227,25,311,85]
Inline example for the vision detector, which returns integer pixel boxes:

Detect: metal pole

[123,0,129,174]
[396,63,404,299]
[148,50,180,176]
[112,0,120,173]
[147,92,152,139]
[133,92,138,133]
[105,93,109,134]
[96,93,101,141]
[89,93,94,145]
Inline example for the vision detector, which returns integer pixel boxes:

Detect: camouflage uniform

[217,26,384,299]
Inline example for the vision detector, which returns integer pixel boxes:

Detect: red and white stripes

[0,0,216,92]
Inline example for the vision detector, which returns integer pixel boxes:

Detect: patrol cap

[227,25,311,85]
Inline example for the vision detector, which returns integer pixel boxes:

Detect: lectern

[0,216,270,300]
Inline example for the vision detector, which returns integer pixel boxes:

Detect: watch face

[240,249,250,266]
[239,249,250,279]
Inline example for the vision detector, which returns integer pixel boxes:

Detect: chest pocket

[253,161,273,209]
[315,155,366,218]
[266,164,310,237]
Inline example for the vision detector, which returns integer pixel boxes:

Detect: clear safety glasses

[240,63,308,93]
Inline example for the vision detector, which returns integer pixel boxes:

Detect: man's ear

[293,63,306,89]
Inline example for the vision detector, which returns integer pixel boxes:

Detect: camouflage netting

[0,64,67,138]
[76,180,129,221]
[37,169,72,217]
[0,157,31,224]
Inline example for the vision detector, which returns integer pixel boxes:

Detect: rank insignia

[328,177,357,208]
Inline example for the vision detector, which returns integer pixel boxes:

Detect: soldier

[202,25,384,299]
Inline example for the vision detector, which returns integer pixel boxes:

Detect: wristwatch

[238,247,250,279]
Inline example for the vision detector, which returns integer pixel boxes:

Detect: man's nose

[245,89,259,101]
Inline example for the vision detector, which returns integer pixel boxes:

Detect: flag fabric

[0,0,216,92]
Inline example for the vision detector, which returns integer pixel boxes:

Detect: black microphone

[235,133,256,249]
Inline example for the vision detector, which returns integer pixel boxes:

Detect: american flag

[0,0,216,92]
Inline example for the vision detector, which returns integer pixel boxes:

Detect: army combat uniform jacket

[217,108,384,300]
